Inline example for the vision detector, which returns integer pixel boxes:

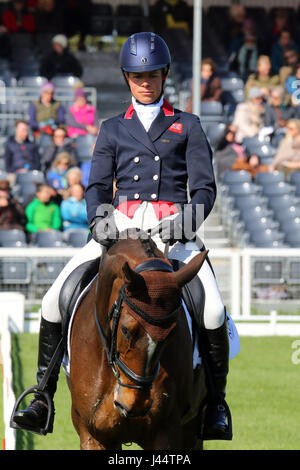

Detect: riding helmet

[120,32,171,75]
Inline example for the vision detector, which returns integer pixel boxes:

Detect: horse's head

[102,237,208,419]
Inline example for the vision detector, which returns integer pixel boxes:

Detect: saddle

[58,257,205,354]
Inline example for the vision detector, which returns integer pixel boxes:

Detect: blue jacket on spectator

[60,197,88,231]
[4,137,41,173]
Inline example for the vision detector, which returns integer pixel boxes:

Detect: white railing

[0,246,299,323]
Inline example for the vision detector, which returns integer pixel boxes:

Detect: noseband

[94,258,181,391]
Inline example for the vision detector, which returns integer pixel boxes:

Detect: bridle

[94,258,182,391]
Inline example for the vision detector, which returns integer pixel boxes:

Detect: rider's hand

[90,216,119,248]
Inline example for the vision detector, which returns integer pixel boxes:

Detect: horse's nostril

[114,400,128,417]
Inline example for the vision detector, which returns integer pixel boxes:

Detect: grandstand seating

[34,230,64,248]
[115,5,144,37]
[89,3,114,36]
[65,229,89,248]
[0,229,27,248]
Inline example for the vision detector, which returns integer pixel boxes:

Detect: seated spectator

[237,31,258,81]
[270,8,293,45]
[244,55,280,100]
[39,34,83,80]
[0,179,26,231]
[60,183,88,231]
[269,119,300,174]
[185,58,222,113]
[2,0,35,34]
[279,47,299,86]
[66,88,99,138]
[214,125,247,179]
[25,183,61,233]
[28,81,65,137]
[285,63,300,107]
[264,86,297,129]
[41,125,78,172]
[65,166,83,189]
[34,0,63,34]
[46,151,76,191]
[271,30,299,74]
[4,120,40,185]
[231,86,265,143]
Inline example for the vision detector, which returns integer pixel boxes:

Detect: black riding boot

[12,317,63,434]
[201,317,232,440]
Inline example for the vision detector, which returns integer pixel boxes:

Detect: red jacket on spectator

[2,7,35,33]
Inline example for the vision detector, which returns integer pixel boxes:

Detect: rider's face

[125,70,163,104]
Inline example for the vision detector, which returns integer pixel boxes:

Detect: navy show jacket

[85,99,216,227]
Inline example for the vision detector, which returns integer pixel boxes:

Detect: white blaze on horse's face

[146,333,158,372]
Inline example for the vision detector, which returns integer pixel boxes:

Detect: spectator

[34,0,63,34]
[237,31,258,81]
[244,55,280,100]
[39,33,83,80]
[46,151,76,191]
[270,8,293,44]
[271,30,299,74]
[28,81,65,137]
[279,47,299,86]
[185,58,222,113]
[25,183,61,233]
[214,125,248,178]
[231,86,265,143]
[4,120,40,185]
[65,166,83,189]
[41,125,78,172]
[2,0,35,34]
[270,119,300,174]
[264,86,296,129]
[0,180,26,231]
[60,182,88,231]
[66,88,99,138]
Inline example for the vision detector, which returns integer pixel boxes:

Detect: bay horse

[68,233,208,450]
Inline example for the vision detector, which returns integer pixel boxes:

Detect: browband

[134,259,174,274]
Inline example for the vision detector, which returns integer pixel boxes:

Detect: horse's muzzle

[114,398,153,418]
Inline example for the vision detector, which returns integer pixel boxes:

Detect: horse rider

[12,32,232,441]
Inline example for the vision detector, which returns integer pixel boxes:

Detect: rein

[94,258,181,390]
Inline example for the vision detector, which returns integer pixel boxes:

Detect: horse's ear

[171,250,209,288]
[122,262,146,294]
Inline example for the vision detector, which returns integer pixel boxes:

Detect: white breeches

[42,202,225,330]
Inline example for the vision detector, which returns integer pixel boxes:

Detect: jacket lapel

[120,105,158,154]
[120,99,179,153]
[148,99,179,142]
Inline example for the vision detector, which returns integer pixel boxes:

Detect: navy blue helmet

[120,32,171,74]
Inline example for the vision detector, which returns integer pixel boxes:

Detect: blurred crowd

[0,78,99,241]
[179,4,300,180]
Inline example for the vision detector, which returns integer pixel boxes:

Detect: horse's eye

[121,325,130,339]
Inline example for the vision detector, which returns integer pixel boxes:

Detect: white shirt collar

[132,96,164,132]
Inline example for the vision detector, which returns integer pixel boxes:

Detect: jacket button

[133,175,139,181]
[151,193,157,199]
[153,174,158,180]
[154,155,160,161]
[134,193,140,199]
[134,156,140,163]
